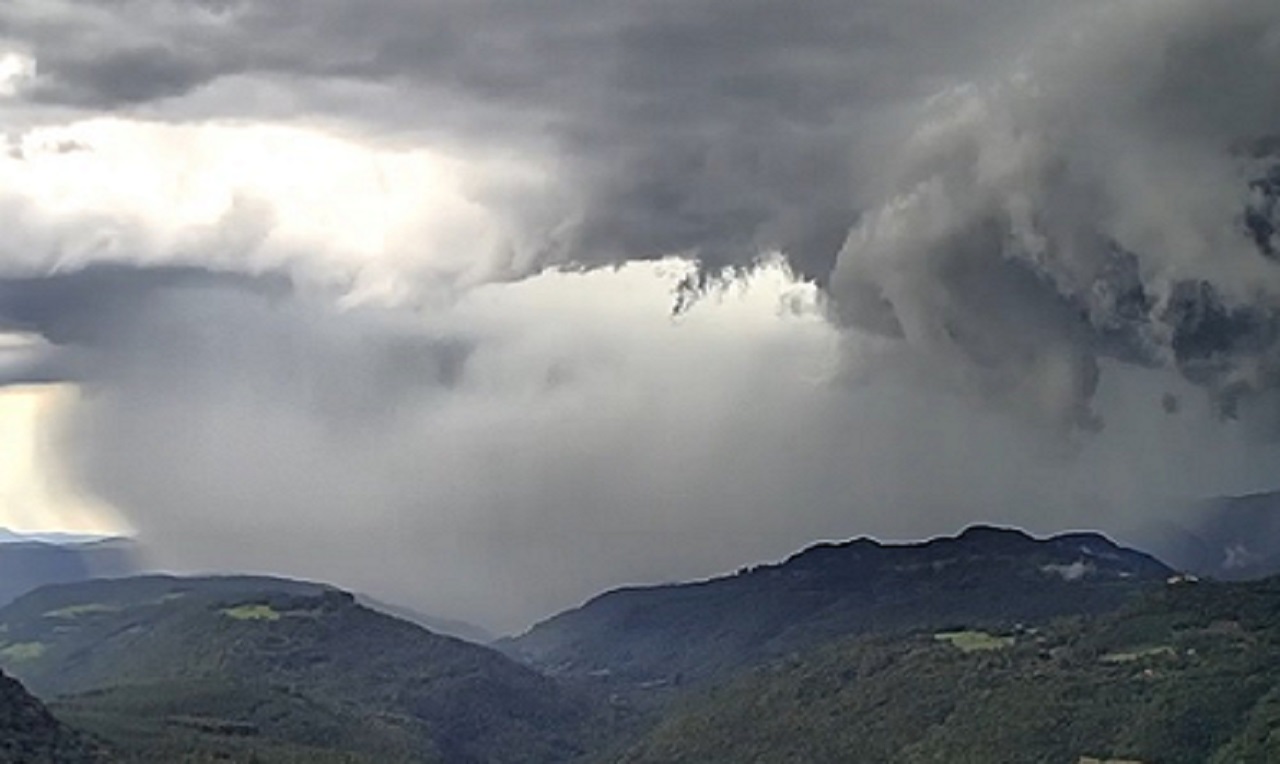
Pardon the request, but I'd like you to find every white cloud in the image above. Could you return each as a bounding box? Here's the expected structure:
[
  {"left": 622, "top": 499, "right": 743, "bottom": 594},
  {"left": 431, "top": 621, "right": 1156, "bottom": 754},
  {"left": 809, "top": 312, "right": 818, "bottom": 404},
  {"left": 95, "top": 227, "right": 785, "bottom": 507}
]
[
  {"left": 0, "top": 50, "right": 35, "bottom": 98},
  {"left": 0, "top": 118, "right": 557, "bottom": 298}
]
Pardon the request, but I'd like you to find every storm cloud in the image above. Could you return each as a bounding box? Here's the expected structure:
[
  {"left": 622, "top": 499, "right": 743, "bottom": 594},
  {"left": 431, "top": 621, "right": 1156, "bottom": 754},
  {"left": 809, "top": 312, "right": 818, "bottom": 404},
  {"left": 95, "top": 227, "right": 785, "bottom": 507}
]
[
  {"left": 6, "top": 0, "right": 1279, "bottom": 424},
  {"left": 1, "top": 0, "right": 1280, "bottom": 628},
  {"left": 1, "top": 0, "right": 1056, "bottom": 279}
]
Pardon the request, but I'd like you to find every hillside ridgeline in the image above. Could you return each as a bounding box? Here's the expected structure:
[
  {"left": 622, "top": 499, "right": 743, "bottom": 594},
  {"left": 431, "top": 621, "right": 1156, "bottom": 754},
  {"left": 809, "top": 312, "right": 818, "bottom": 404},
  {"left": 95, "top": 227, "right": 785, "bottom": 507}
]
[{"left": 504, "top": 525, "right": 1172, "bottom": 687}]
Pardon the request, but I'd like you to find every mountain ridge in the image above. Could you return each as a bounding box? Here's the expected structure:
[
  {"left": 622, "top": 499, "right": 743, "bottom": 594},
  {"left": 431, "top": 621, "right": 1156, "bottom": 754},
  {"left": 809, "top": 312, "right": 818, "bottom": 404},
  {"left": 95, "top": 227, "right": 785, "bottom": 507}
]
[
  {"left": 501, "top": 525, "right": 1173, "bottom": 687},
  {"left": 0, "top": 538, "right": 139, "bottom": 609}
]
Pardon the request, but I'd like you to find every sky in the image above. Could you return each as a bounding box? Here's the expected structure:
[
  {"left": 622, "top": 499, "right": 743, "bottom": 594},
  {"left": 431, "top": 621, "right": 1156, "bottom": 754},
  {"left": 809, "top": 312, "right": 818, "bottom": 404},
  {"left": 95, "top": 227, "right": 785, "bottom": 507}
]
[{"left": 0, "top": 0, "right": 1279, "bottom": 632}]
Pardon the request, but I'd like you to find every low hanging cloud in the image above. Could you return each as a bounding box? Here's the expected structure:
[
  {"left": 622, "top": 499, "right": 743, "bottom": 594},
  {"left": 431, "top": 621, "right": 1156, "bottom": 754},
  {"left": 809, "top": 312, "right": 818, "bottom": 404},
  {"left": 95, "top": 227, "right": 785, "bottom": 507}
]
[
  {"left": 19, "top": 258, "right": 1272, "bottom": 632},
  {"left": 0, "top": 264, "right": 473, "bottom": 424},
  {"left": 34, "top": 262, "right": 1280, "bottom": 632},
  {"left": 828, "top": 0, "right": 1280, "bottom": 429}
]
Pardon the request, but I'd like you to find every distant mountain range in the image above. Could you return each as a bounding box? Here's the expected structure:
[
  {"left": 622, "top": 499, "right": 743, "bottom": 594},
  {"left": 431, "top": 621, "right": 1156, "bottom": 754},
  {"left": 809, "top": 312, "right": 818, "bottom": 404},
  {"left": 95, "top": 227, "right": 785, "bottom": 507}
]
[
  {"left": 0, "top": 533, "right": 139, "bottom": 609},
  {"left": 1145, "top": 490, "right": 1280, "bottom": 581},
  {"left": 4, "top": 523, "right": 1280, "bottom": 762},
  {"left": 0, "top": 529, "right": 119, "bottom": 546},
  {"left": 353, "top": 594, "right": 496, "bottom": 645},
  {"left": 0, "top": 530, "right": 500, "bottom": 647},
  {"left": 500, "top": 526, "right": 1172, "bottom": 686}
]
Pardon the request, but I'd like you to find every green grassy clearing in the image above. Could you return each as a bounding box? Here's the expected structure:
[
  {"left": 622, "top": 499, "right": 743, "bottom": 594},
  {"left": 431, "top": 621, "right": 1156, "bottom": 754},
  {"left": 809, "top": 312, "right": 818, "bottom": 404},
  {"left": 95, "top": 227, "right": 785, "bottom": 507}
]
[
  {"left": 221, "top": 604, "right": 282, "bottom": 621},
  {"left": 44, "top": 603, "right": 123, "bottom": 619},
  {"left": 933, "top": 630, "right": 1015, "bottom": 652},
  {"left": 0, "top": 641, "right": 47, "bottom": 661}
]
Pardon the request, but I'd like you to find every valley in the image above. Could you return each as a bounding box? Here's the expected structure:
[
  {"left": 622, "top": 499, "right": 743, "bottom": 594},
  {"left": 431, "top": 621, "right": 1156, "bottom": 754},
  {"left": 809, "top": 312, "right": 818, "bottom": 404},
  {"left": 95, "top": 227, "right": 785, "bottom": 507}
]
[{"left": 1, "top": 526, "right": 1276, "bottom": 763}]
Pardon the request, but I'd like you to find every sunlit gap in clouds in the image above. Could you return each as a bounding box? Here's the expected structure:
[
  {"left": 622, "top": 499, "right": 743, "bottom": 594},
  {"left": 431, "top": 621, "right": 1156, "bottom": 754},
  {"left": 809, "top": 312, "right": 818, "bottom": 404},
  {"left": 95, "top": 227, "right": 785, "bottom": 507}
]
[
  {"left": 0, "top": 377, "right": 128, "bottom": 536},
  {"left": 0, "top": 116, "right": 544, "bottom": 300}
]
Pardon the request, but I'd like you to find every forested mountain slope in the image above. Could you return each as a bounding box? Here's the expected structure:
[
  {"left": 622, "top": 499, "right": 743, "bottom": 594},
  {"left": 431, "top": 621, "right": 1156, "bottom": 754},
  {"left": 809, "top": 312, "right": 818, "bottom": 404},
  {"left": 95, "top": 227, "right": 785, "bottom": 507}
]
[
  {"left": 505, "top": 526, "right": 1172, "bottom": 686},
  {"left": 620, "top": 577, "right": 1280, "bottom": 764},
  {"left": 0, "top": 576, "right": 595, "bottom": 763}
]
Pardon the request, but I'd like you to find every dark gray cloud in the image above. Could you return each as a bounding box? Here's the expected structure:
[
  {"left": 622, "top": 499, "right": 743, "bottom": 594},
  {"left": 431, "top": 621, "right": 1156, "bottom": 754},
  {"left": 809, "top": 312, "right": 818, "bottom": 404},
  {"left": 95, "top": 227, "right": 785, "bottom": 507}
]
[
  {"left": 0, "top": 341, "right": 74, "bottom": 387},
  {"left": 1, "top": 0, "right": 1053, "bottom": 283},
  {"left": 8, "top": 0, "right": 1280, "bottom": 429},
  {"left": 0, "top": 264, "right": 288, "bottom": 344},
  {"left": 824, "top": 0, "right": 1280, "bottom": 428},
  {"left": 30, "top": 45, "right": 222, "bottom": 107},
  {"left": 0, "top": 263, "right": 474, "bottom": 426}
]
